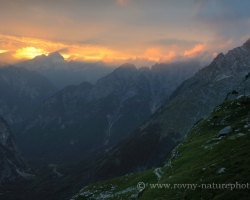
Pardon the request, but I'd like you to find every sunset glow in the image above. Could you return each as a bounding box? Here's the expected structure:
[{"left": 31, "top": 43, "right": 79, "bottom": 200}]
[
  {"left": 13, "top": 47, "right": 48, "bottom": 59},
  {"left": 0, "top": 49, "right": 7, "bottom": 53},
  {"left": 0, "top": 1, "right": 250, "bottom": 66},
  {"left": 183, "top": 44, "right": 205, "bottom": 58}
]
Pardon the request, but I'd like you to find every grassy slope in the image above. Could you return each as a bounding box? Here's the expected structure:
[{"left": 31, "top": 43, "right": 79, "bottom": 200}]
[{"left": 72, "top": 96, "right": 250, "bottom": 200}]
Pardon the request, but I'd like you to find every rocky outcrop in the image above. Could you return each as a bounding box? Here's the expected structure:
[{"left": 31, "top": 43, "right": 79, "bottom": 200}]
[
  {"left": 225, "top": 72, "right": 250, "bottom": 100},
  {"left": 218, "top": 126, "right": 232, "bottom": 137}
]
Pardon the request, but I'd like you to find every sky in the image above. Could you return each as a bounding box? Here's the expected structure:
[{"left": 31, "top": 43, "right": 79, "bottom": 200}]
[{"left": 0, "top": 0, "right": 250, "bottom": 67}]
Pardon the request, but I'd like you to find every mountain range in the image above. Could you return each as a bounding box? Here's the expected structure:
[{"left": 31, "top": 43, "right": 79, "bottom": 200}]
[
  {"left": 17, "top": 60, "right": 200, "bottom": 163},
  {"left": 82, "top": 38, "right": 250, "bottom": 180},
  {"left": 16, "top": 52, "right": 115, "bottom": 89},
  {"left": 48, "top": 38, "right": 250, "bottom": 200},
  {"left": 0, "top": 39, "right": 250, "bottom": 200},
  {"left": 70, "top": 39, "right": 250, "bottom": 200}
]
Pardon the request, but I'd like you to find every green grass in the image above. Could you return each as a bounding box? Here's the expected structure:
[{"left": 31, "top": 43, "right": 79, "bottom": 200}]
[{"left": 72, "top": 96, "right": 250, "bottom": 200}]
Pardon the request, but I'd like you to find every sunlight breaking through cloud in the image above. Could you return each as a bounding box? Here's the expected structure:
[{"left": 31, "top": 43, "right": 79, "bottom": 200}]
[{"left": 13, "top": 47, "right": 48, "bottom": 59}]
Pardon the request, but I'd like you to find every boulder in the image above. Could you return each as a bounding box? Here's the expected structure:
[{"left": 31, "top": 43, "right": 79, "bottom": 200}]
[{"left": 218, "top": 126, "right": 232, "bottom": 137}]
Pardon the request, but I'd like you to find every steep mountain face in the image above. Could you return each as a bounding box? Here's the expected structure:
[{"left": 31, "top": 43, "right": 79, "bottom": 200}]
[
  {"left": 0, "top": 117, "right": 29, "bottom": 183},
  {"left": 16, "top": 52, "right": 115, "bottom": 89},
  {"left": 68, "top": 39, "right": 250, "bottom": 183},
  {"left": 226, "top": 71, "right": 250, "bottom": 100},
  {"left": 72, "top": 96, "right": 250, "bottom": 200},
  {"left": 0, "top": 65, "right": 57, "bottom": 127},
  {"left": 18, "top": 62, "right": 200, "bottom": 163},
  {"left": 154, "top": 39, "right": 250, "bottom": 137}
]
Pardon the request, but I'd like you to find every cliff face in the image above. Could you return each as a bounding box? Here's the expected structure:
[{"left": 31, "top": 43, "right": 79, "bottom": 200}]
[
  {"left": 226, "top": 71, "right": 250, "bottom": 100},
  {"left": 0, "top": 117, "right": 29, "bottom": 183},
  {"left": 0, "top": 65, "right": 57, "bottom": 127}
]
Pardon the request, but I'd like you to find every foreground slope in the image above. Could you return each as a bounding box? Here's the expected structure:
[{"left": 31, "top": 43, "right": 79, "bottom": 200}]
[{"left": 72, "top": 96, "right": 250, "bottom": 200}]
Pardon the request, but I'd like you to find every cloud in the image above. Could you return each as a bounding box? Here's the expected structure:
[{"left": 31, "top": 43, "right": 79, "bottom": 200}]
[
  {"left": 160, "top": 51, "right": 177, "bottom": 63},
  {"left": 149, "top": 38, "right": 199, "bottom": 48},
  {"left": 57, "top": 48, "right": 69, "bottom": 53},
  {"left": 192, "top": 0, "right": 250, "bottom": 54},
  {"left": 1, "top": 41, "right": 13, "bottom": 48},
  {"left": 184, "top": 44, "right": 206, "bottom": 58},
  {"left": 0, "top": 0, "right": 249, "bottom": 67},
  {"left": 241, "top": 34, "right": 250, "bottom": 43},
  {"left": 0, "top": 51, "right": 18, "bottom": 64},
  {"left": 116, "top": 0, "right": 131, "bottom": 6},
  {"left": 13, "top": 47, "right": 48, "bottom": 59},
  {"left": 0, "top": 50, "right": 7, "bottom": 53}
]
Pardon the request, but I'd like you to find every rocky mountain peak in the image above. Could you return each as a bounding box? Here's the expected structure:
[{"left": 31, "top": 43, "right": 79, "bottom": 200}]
[
  {"left": 33, "top": 54, "right": 47, "bottom": 60},
  {"left": 242, "top": 38, "right": 250, "bottom": 50},
  {"left": 210, "top": 52, "right": 224, "bottom": 66},
  {"left": 214, "top": 52, "right": 224, "bottom": 60},
  {"left": 48, "top": 51, "right": 64, "bottom": 61},
  {"left": 118, "top": 63, "right": 137, "bottom": 70},
  {"left": 112, "top": 63, "right": 137, "bottom": 79}
]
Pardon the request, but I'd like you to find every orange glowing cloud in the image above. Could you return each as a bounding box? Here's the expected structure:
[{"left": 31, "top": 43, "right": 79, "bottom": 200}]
[
  {"left": 0, "top": 33, "right": 211, "bottom": 66},
  {"left": 184, "top": 44, "right": 205, "bottom": 58},
  {"left": 62, "top": 45, "right": 128, "bottom": 63},
  {"left": 213, "top": 52, "right": 218, "bottom": 58},
  {"left": 142, "top": 47, "right": 177, "bottom": 63},
  {"left": 143, "top": 47, "right": 163, "bottom": 62},
  {"left": 160, "top": 51, "right": 177, "bottom": 62},
  {"left": 116, "top": 0, "right": 131, "bottom": 5},
  {"left": 0, "top": 34, "right": 67, "bottom": 52},
  {"left": 0, "top": 49, "right": 7, "bottom": 53},
  {"left": 13, "top": 47, "right": 48, "bottom": 59},
  {"left": 1, "top": 41, "right": 13, "bottom": 48}
]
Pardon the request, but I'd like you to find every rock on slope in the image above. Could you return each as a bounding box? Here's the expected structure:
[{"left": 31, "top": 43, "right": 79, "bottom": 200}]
[{"left": 72, "top": 96, "right": 250, "bottom": 200}]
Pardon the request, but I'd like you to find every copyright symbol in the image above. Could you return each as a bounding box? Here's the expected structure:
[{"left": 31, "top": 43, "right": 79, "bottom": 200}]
[{"left": 137, "top": 182, "right": 146, "bottom": 190}]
